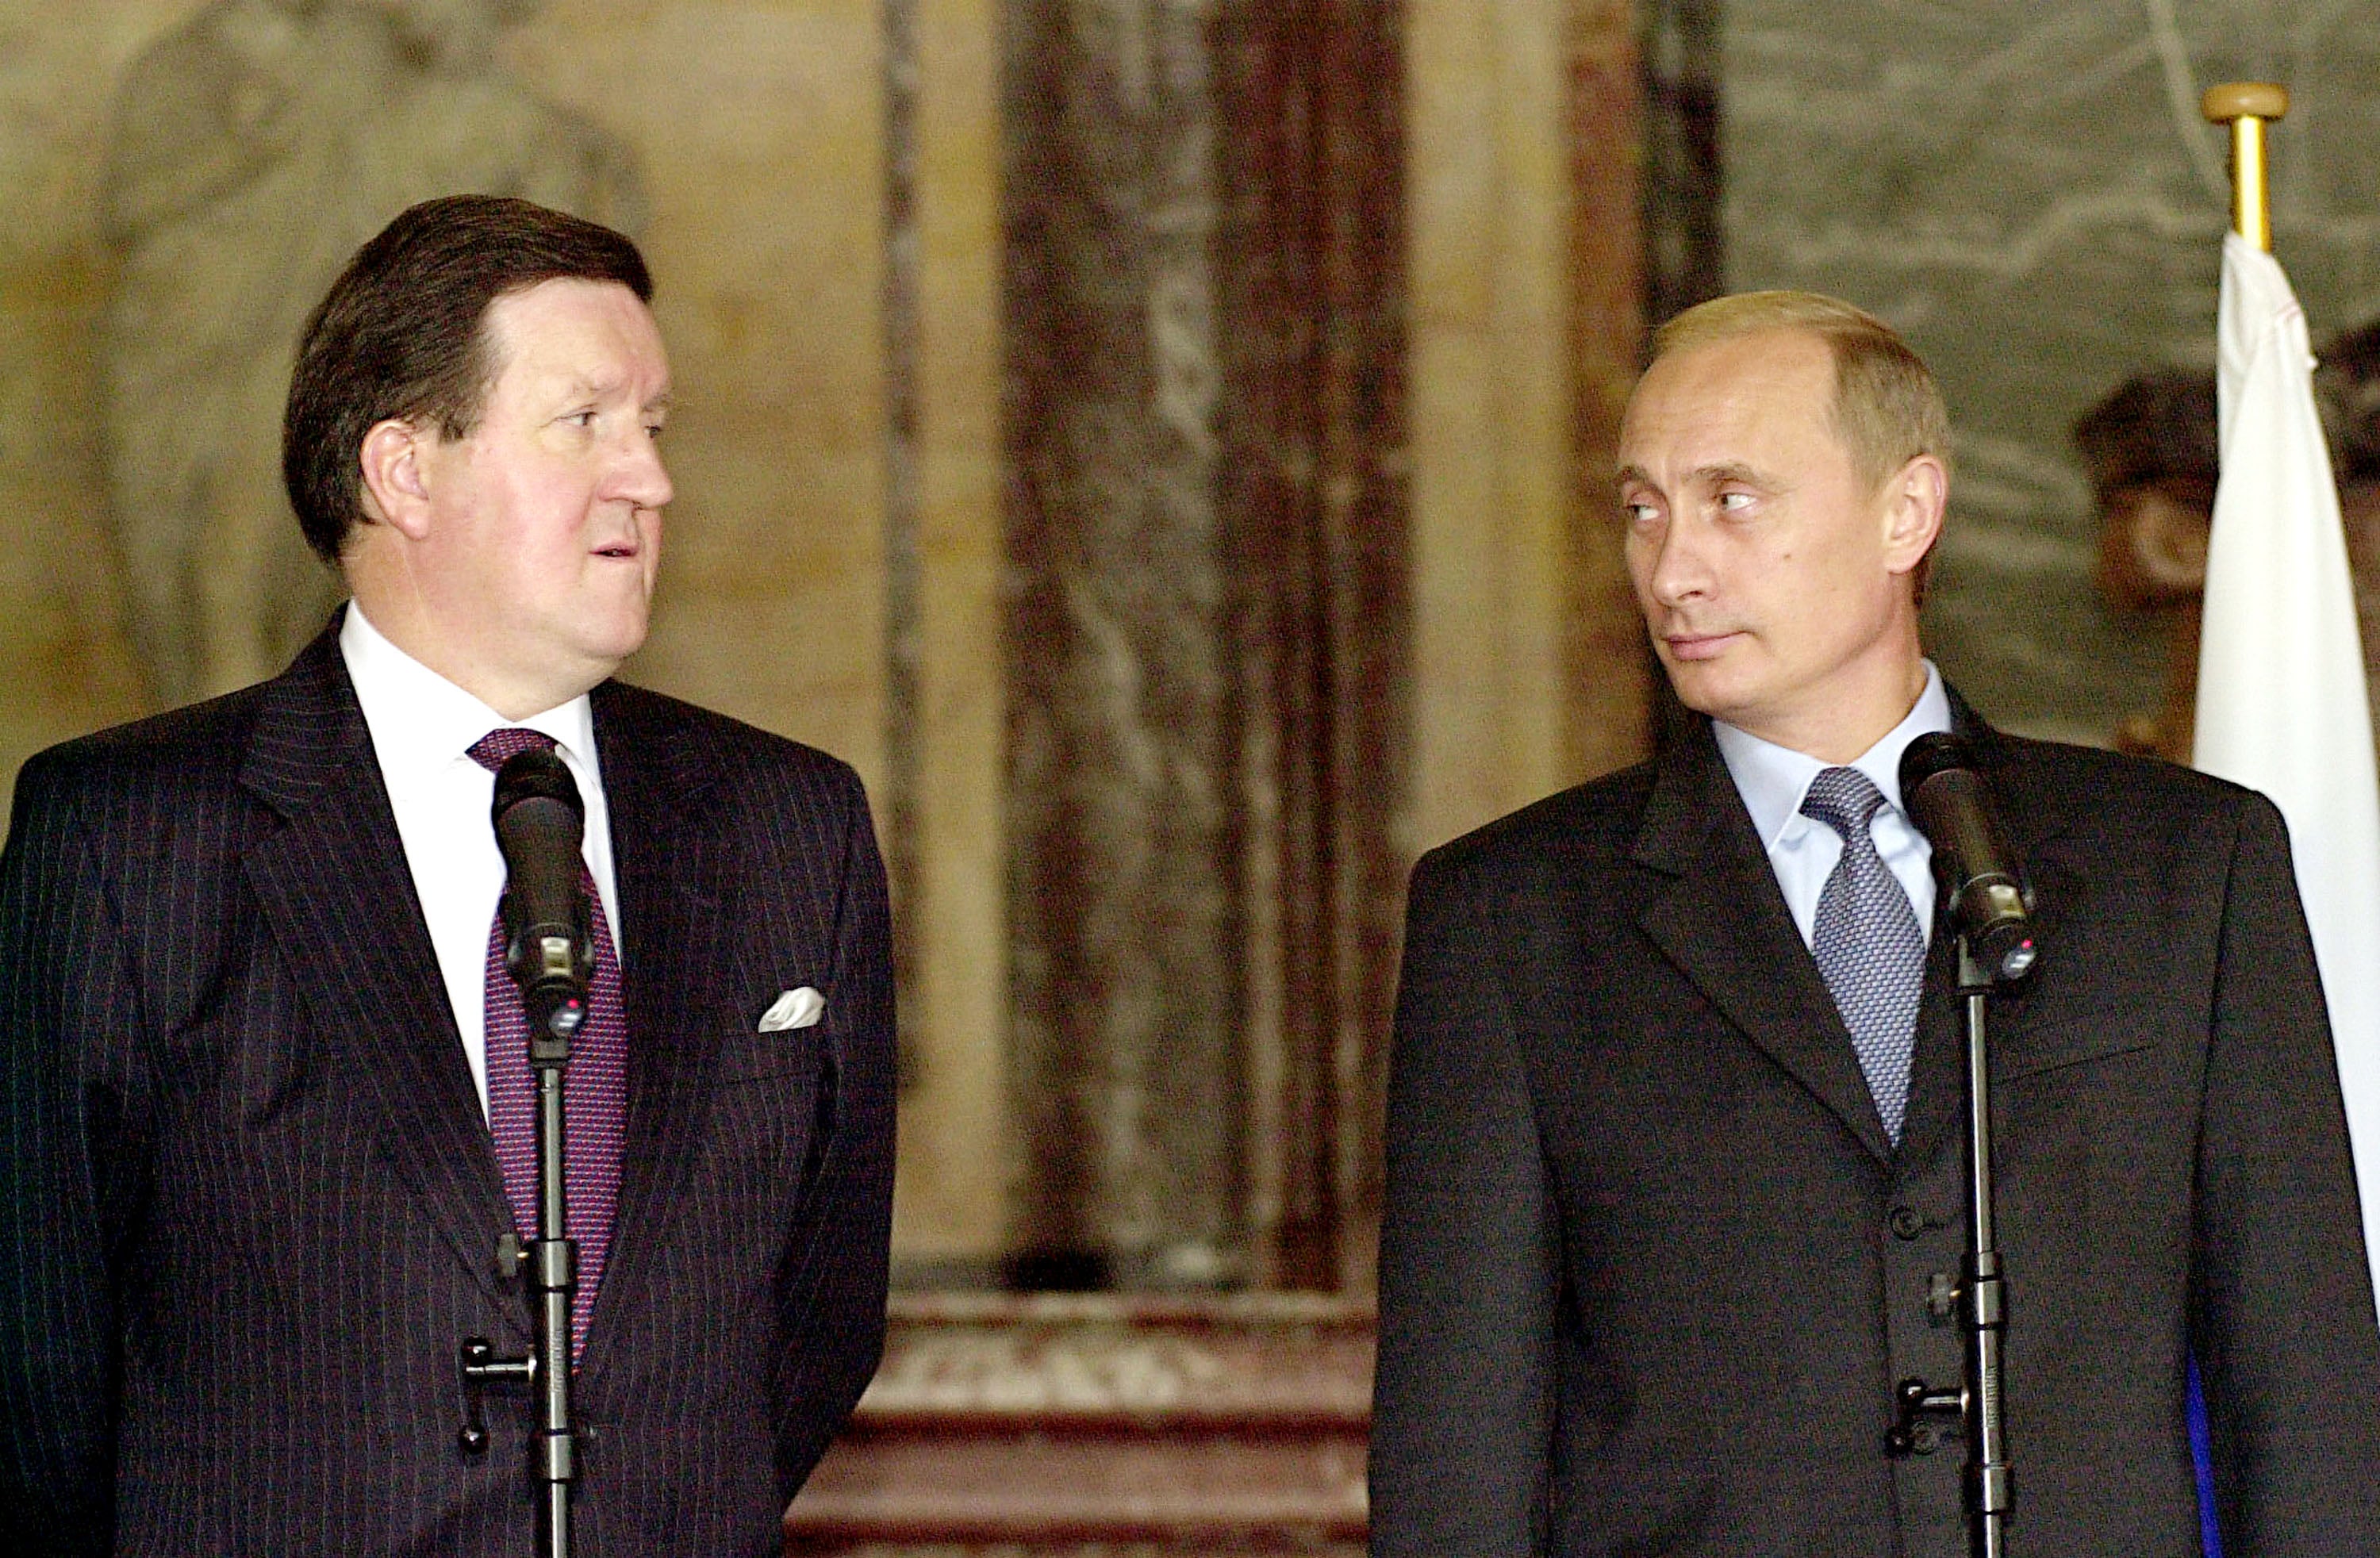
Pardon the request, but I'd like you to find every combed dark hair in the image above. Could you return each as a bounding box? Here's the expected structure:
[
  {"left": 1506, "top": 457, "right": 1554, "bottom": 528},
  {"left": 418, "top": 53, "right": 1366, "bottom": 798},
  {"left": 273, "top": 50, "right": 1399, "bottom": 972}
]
[
  {"left": 2072, "top": 370, "right": 2217, "bottom": 502},
  {"left": 282, "top": 194, "right": 652, "bottom": 563},
  {"left": 2319, "top": 317, "right": 2380, "bottom": 484}
]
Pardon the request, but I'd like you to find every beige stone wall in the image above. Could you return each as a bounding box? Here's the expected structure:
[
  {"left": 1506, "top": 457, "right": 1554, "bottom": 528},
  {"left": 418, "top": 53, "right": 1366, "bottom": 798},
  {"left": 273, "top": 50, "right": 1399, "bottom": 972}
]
[
  {"left": 1404, "top": 0, "right": 1639, "bottom": 858},
  {"left": 0, "top": 0, "right": 898, "bottom": 789},
  {"left": 507, "top": 0, "right": 892, "bottom": 784},
  {"left": 0, "top": 6, "right": 163, "bottom": 794},
  {"left": 0, "top": 0, "right": 1011, "bottom": 1267},
  {"left": 890, "top": 0, "right": 1009, "bottom": 1266}
]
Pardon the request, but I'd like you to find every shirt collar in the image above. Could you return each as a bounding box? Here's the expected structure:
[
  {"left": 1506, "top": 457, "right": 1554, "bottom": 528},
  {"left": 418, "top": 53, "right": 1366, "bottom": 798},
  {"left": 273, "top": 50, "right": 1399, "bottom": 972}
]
[
  {"left": 339, "top": 601, "right": 598, "bottom": 796},
  {"left": 1713, "top": 662, "right": 1953, "bottom": 849}
]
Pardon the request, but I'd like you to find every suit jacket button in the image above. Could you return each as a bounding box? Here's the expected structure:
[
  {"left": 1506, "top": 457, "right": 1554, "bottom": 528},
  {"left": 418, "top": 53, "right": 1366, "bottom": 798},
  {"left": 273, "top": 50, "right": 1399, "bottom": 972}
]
[{"left": 1890, "top": 1206, "right": 1926, "bottom": 1240}]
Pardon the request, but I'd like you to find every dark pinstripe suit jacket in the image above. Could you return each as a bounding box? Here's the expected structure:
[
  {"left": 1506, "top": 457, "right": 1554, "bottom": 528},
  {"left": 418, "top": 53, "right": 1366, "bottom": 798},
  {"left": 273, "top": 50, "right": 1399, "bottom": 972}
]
[
  {"left": 1370, "top": 700, "right": 2380, "bottom": 1557},
  {"left": 0, "top": 623, "right": 895, "bottom": 1556}
]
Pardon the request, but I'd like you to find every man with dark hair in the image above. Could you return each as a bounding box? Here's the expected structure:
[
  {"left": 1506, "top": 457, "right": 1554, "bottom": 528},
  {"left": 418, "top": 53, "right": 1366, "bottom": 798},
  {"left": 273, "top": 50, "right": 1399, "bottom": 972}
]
[
  {"left": 0, "top": 195, "right": 894, "bottom": 1555},
  {"left": 2073, "top": 370, "right": 2222, "bottom": 762},
  {"left": 1370, "top": 291, "right": 2380, "bottom": 1555},
  {"left": 281, "top": 194, "right": 655, "bottom": 567}
]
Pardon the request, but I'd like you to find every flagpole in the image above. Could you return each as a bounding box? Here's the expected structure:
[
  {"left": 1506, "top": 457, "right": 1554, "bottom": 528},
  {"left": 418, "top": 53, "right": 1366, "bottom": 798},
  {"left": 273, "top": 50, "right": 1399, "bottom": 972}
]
[
  {"left": 2201, "top": 82, "right": 2287, "bottom": 253},
  {"left": 2193, "top": 77, "right": 2380, "bottom": 1341}
]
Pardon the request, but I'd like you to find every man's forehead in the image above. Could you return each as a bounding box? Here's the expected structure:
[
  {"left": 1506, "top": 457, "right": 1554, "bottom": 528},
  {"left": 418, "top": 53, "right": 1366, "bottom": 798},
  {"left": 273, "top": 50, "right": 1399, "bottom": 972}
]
[
  {"left": 1616, "top": 456, "right": 1772, "bottom": 491},
  {"left": 1621, "top": 328, "right": 1837, "bottom": 459},
  {"left": 482, "top": 278, "right": 671, "bottom": 398},
  {"left": 1642, "top": 325, "right": 1833, "bottom": 401},
  {"left": 550, "top": 370, "right": 675, "bottom": 406}
]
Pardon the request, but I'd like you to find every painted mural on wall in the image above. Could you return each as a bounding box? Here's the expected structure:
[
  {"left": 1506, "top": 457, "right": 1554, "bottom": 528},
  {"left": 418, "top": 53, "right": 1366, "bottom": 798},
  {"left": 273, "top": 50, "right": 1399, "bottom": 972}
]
[
  {"left": 1725, "top": 0, "right": 2380, "bottom": 744},
  {"left": 98, "top": 0, "right": 643, "bottom": 704}
]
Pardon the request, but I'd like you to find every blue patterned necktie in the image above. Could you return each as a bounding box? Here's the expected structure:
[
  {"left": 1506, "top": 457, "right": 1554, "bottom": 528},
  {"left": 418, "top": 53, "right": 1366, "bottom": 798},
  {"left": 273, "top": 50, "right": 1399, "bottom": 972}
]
[{"left": 1802, "top": 766, "right": 1925, "bottom": 1143}]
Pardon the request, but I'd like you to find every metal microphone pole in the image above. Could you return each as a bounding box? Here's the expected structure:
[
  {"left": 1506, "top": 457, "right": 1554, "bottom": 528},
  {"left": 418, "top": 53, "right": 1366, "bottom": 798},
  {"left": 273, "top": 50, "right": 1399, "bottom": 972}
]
[
  {"left": 458, "top": 752, "right": 595, "bottom": 1558},
  {"left": 1887, "top": 939, "right": 2022, "bottom": 1558},
  {"left": 524, "top": 973, "right": 583, "bottom": 1558},
  {"left": 1893, "top": 733, "right": 2035, "bottom": 1558},
  {"left": 1956, "top": 936, "right": 2013, "bottom": 1558}
]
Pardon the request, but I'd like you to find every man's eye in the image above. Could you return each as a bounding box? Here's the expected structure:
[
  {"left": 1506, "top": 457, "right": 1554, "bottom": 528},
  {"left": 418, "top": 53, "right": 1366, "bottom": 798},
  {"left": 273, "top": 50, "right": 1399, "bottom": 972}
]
[
  {"left": 564, "top": 410, "right": 597, "bottom": 428},
  {"left": 1718, "top": 490, "right": 1756, "bottom": 511},
  {"left": 1624, "top": 501, "right": 1660, "bottom": 524}
]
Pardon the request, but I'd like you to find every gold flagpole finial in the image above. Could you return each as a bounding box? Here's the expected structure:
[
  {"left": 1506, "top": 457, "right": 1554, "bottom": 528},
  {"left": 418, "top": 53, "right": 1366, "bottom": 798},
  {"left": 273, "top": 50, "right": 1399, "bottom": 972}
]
[{"left": 2202, "top": 83, "right": 2289, "bottom": 252}]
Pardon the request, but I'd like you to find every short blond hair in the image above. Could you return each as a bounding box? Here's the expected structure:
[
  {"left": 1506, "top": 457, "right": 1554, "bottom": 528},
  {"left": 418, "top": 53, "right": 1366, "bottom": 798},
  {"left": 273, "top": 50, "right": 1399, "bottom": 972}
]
[{"left": 1653, "top": 290, "right": 1952, "bottom": 492}]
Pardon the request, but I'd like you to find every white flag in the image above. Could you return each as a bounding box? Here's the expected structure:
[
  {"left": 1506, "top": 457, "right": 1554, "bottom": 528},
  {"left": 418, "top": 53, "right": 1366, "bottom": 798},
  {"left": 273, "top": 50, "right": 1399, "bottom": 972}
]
[{"left": 2194, "top": 231, "right": 2380, "bottom": 1315}]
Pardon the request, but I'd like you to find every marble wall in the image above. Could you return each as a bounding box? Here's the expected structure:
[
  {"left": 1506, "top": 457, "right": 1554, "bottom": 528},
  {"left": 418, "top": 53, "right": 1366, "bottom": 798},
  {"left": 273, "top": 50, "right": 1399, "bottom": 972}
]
[
  {"left": 998, "top": 0, "right": 1416, "bottom": 1291},
  {"left": 1000, "top": 0, "right": 1242, "bottom": 1287},
  {"left": 989, "top": 0, "right": 1655, "bottom": 1292},
  {"left": 1724, "top": 0, "right": 2380, "bottom": 744},
  {"left": 1211, "top": 0, "right": 1411, "bottom": 1291}
]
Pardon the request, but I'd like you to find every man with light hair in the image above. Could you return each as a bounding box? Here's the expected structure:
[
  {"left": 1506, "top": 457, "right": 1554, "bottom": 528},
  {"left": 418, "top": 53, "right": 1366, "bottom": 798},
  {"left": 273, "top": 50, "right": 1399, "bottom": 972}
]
[{"left": 1371, "top": 290, "right": 2380, "bottom": 1555}]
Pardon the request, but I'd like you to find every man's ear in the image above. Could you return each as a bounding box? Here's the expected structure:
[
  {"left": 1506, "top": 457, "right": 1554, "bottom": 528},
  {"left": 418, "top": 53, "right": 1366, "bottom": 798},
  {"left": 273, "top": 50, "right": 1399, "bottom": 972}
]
[
  {"left": 1881, "top": 453, "right": 1948, "bottom": 576},
  {"left": 357, "top": 419, "right": 435, "bottom": 539}
]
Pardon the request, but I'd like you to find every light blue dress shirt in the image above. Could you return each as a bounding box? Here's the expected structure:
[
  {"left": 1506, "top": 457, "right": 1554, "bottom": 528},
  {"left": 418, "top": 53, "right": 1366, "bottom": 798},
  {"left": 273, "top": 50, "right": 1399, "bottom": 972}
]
[{"left": 1712, "top": 662, "right": 1954, "bottom": 948}]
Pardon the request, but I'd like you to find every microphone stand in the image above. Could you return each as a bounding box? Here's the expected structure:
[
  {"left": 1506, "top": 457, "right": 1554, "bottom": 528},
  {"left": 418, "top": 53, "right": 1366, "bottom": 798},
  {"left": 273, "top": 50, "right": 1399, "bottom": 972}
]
[
  {"left": 458, "top": 815, "right": 594, "bottom": 1558},
  {"left": 1954, "top": 936, "right": 2014, "bottom": 1558},
  {"left": 1891, "top": 936, "right": 2017, "bottom": 1558}
]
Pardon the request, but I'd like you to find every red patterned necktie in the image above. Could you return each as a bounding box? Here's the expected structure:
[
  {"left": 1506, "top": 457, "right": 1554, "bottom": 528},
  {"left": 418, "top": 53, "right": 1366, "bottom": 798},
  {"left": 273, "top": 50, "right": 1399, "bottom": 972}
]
[{"left": 469, "top": 727, "right": 627, "bottom": 1360}]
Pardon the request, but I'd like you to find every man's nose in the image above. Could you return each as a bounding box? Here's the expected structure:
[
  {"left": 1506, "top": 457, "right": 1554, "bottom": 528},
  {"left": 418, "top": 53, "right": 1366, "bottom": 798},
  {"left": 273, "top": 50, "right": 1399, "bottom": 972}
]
[
  {"left": 613, "top": 432, "right": 674, "bottom": 511},
  {"left": 1645, "top": 516, "right": 1713, "bottom": 606}
]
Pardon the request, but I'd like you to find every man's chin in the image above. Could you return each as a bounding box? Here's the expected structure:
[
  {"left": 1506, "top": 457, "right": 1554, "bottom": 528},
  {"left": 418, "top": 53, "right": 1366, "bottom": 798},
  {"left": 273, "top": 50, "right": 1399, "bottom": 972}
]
[
  {"left": 552, "top": 611, "right": 650, "bottom": 690},
  {"left": 1659, "top": 662, "right": 1754, "bottom": 724},
  {"left": 578, "top": 628, "right": 648, "bottom": 675}
]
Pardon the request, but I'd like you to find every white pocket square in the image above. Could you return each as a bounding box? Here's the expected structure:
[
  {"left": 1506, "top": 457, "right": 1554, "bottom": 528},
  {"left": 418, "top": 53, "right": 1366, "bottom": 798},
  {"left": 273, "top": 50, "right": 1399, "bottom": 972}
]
[{"left": 758, "top": 987, "right": 825, "bottom": 1032}]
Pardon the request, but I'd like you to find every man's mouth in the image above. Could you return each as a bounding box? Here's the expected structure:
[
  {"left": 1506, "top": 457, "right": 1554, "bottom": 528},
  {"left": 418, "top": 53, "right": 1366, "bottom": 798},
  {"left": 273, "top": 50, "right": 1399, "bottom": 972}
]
[{"left": 1661, "top": 630, "right": 1744, "bottom": 661}]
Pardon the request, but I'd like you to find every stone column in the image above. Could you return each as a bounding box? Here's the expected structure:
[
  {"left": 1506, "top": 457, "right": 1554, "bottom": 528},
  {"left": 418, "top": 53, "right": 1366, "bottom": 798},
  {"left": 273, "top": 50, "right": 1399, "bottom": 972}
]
[
  {"left": 1570, "top": 0, "right": 1656, "bottom": 779},
  {"left": 1004, "top": 0, "right": 1240, "bottom": 1288},
  {"left": 1003, "top": 0, "right": 1411, "bottom": 1290},
  {"left": 1213, "top": 0, "right": 1409, "bottom": 1291}
]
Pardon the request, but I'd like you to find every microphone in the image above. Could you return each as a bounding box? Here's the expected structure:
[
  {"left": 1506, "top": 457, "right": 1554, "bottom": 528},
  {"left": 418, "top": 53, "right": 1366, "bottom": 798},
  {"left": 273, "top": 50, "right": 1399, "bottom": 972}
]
[
  {"left": 490, "top": 748, "right": 596, "bottom": 1041},
  {"left": 1898, "top": 732, "right": 2038, "bottom": 983}
]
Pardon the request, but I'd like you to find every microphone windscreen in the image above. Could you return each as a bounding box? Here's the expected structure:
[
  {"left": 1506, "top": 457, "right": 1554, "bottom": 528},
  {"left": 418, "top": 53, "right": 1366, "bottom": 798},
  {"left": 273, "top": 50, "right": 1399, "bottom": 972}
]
[
  {"left": 1898, "top": 730, "right": 1976, "bottom": 800},
  {"left": 492, "top": 747, "right": 584, "bottom": 829}
]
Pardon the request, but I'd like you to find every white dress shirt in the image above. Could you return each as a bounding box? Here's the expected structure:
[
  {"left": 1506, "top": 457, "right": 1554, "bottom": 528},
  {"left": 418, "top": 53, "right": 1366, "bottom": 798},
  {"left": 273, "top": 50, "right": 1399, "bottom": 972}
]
[
  {"left": 340, "top": 604, "right": 624, "bottom": 1119},
  {"left": 1712, "top": 662, "right": 1953, "bottom": 948}
]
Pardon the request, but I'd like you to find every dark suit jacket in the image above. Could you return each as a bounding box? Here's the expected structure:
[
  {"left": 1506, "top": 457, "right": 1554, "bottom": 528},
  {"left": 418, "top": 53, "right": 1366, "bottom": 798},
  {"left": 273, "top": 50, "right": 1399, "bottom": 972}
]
[
  {"left": 0, "top": 624, "right": 895, "bottom": 1556},
  {"left": 1370, "top": 701, "right": 2380, "bottom": 1557}
]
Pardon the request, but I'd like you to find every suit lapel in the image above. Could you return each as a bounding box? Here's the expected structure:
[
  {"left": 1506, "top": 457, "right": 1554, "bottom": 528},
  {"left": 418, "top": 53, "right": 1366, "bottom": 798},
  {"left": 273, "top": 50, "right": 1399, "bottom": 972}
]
[
  {"left": 1889, "top": 922, "right": 1965, "bottom": 1174},
  {"left": 1632, "top": 718, "right": 1898, "bottom": 1163},
  {"left": 237, "top": 626, "right": 520, "bottom": 1317},
  {"left": 579, "top": 684, "right": 734, "bottom": 1364}
]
